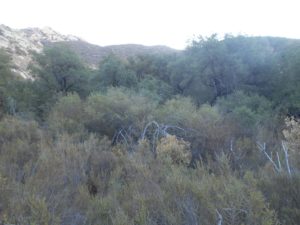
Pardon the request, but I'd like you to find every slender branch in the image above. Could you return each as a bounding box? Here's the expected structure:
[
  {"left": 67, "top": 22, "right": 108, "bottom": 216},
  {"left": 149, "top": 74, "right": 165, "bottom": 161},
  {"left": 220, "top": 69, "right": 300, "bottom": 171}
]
[
  {"left": 276, "top": 152, "right": 282, "bottom": 171},
  {"left": 111, "top": 131, "right": 119, "bottom": 145},
  {"left": 257, "top": 142, "right": 281, "bottom": 173},
  {"left": 282, "top": 141, "right": 292, "bottom": 177},
  {"left": 230, "top": 139, "right": 233, "bottom": 153},
  {"left": 216, "top": 209, "right": 223, "bottom": 225},
  {"left": 119, "top": 131, "right": 129, "bottom": 146},
  {"left": 141, "top": 121, "right": 160, "bottom": 140},
  {"left": 164, "top": 125, "right": 187, "bottom": 136}
]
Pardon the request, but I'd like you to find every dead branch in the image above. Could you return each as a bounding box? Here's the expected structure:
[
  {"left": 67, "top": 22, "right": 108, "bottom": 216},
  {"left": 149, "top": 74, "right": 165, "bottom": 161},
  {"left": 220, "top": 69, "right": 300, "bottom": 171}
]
[
  {"left": 257, "top": 142, "right": 281, "bottom": 173},
  {"left": 141, "top": 121, "right": 160, "bottom": 140},
  {"left": 257, "top": 141, "right": 293, "bottom": 177},
  {"left": 282, "top": 141, "right": 292, "bottom": 177},
  {"left": 216, "top": 209, "right": 223, "bottom": 225}
]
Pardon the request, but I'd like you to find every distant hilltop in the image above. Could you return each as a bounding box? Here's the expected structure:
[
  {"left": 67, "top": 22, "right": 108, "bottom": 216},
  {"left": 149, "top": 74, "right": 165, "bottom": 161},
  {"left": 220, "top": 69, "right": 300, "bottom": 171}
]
[
  {"left": 0, "top": 24, "right": 178, "bottom": 79},
  {"left": 0, "top": 24, "right": 82, "bottom": 78}
]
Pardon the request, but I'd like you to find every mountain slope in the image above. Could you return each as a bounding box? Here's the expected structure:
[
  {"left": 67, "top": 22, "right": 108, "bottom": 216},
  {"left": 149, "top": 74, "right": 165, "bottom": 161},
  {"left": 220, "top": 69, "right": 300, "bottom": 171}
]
[
  {"left": 50, "top": 41, "right": 178, "bottom": 66},
  {"left": 0, "top": 24, "right": 82, "bottom": 78},
  {"left": 0, "top": 25, "right": 178, "bottom": 78}
]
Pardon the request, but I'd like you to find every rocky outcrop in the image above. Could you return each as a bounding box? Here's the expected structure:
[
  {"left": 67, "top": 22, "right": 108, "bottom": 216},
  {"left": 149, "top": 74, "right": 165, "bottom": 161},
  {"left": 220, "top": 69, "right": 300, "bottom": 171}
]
[{"left": 0, "top": 24, "right": 82, "bottom": 79}]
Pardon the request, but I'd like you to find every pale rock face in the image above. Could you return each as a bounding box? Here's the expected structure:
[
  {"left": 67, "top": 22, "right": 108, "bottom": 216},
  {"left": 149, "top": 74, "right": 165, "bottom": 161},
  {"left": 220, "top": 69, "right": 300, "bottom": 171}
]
[{"left": 0, "top": 24, "right": 82, "bottom": 79}]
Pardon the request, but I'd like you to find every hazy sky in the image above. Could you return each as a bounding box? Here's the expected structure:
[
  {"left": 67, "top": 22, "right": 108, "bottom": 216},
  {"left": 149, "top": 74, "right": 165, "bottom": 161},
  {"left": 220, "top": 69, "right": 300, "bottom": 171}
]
[{"left": 1, "top": 0, "right": 299, "bottom": 49}]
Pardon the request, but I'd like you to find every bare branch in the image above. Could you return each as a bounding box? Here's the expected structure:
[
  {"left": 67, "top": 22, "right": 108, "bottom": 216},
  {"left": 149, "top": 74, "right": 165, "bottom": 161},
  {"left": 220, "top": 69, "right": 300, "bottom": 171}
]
[
  {"left": 230, "top": 139, "right": 233, "bottom": 153},
  {"left": 216, "top": 209, "right": 223, "bottom": 225},
  {"left": 119, "top": 130, "right": 129, "bottom": 146},
  {"left": 164, "top": 125, "right": 187, "bottom": 136},
  {"left": 276, "top": 152, "right": 282, "bottom": 171},
  {"left": 282, "top": 141, "right": 292, "bottom": 177},
  {"left": 257, "top": 142, "right": 281, "bottom": 173},
  {"left": 141, "top": 121, "right": 160, "bottom": 140}
]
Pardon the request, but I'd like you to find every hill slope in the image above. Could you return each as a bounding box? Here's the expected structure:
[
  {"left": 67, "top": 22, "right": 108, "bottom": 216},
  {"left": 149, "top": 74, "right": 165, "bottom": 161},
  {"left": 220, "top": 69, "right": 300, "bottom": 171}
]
[
  {"left": 0, "top": 24, "right": 81, "bottom": 78},
  {"left": 0, "top": 25, "right": 177, "bottom": 78},
  {"left": 52, "top": 41, "right": 178, "bottom": 66}
]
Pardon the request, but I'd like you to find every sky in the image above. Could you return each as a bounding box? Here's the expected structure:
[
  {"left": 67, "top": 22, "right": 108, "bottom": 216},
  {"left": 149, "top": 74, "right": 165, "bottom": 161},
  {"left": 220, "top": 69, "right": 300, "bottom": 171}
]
[{"left": 1, "top": 0, "right": 299, "bottom": 49}]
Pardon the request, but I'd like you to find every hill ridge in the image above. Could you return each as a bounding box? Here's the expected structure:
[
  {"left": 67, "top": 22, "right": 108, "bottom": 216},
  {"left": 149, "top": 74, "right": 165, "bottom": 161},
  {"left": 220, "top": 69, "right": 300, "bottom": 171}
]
[{"left": 0, "top": 24, "right": 177, "bottom": 78}]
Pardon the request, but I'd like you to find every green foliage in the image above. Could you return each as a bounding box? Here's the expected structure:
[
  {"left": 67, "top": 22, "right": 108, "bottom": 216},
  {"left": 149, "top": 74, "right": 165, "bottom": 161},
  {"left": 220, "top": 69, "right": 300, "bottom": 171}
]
[
  {"left": 3, "top": 79, "right": 38, "bottom": 118},
  {"left": 2, "top": 35, "right": 300, "bottom": 224},
  {"left": 169, "top": 35, "right": 247, "bottom": 104},
  {"left": 28, "top": 45, "right": 91, "bottom": 119},
  {"left": 138, "top": 76, "right": 174, "bottom": 102},
  {"left": 94, "top": 54, "right": 138, "bottom": 90},
  {"left": 0, "top": 49, "right": 13, "bottom": 86},
  {"left": 273, "top": 42, "right": 300, "bottom": 115},
  {"left": 128, "top": 54, "right": 173, "bottom": 82},
  {"left": 0, "top": 49, "right": 16, "bottom": 117},
  {"left": 48, "top": 93, "right": 86, "bottom": 136},
  {"left": 216, "top": 91, "right": 273, "bottom": 135},
  {"left": 32, "top": 44, "right": 89, "bottom": 95},
  {"left": 259, "top": 174, "right": 300, "bottom": 225},
  {"left": 156, "top": 96, "right": 198, "bottom": 127},
  {"left": 157, "top": 97, "right": 232, "bottom": 161},
  {"left": 0, "top": 116, "right": 41, "bottom": 182},
  {"left": 85, "top": 88, "right": 156, "bottom": 137}
]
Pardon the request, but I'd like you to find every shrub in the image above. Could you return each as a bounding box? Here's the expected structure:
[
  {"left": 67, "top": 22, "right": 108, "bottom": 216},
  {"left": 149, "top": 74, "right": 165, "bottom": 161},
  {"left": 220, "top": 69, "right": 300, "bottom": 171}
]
[
  {"left": 85, "top": 88, "right": 156, "bottom": 137},
  {"left": 259, "top": 174, "right": 300, "bottom": 225},
  {"left": 0, "top": 116, "right": 41, "bottom": 182},
  {"left": 48, "top": 93, "right": 86, "bottom": 136},
  {"left": 156, "top": 135, "right": 191, "bottom": 165}
]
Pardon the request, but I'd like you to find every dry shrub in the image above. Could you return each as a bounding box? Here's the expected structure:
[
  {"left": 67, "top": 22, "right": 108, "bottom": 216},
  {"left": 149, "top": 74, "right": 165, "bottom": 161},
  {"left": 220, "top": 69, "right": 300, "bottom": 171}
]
[
  {"left": 283, "top": 117, "right": 300, "bottom": 167},
  {"left": 47, "top": 93, "right": 86, "bottom": 136},
  {"left": 157, "top": 135, "right": 191, "bottom": 165},
  {"left": 0, "top": 116, "right": 41, "bottom": 182}
]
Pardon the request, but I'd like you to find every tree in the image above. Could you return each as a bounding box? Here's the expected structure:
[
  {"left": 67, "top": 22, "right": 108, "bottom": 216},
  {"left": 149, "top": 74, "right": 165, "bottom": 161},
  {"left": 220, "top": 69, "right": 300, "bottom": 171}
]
[
  {"left": 216, "top": 91, "right": 273, "bottom": 135},
  {"left": 0, "top": 49, "right": 16, "bottom": 117},
  {"left": 272, "top": 42, "right": 300, "bottom": 116},
  {"left": 28, "top": 45, "right": 90, "bottom": 119},
  {"left": 0, "top": 49, "right": 13, "bottom": 86},
  {"left": 32, "top": 44, "right": 89, "bottom": 96},
  {"left": 94, "top": 54, "right": 137, "bottom": 90},
  {"left": 128, "top": 54, "right": 173, "bottom": 82},
  {"left": 137, "top": 76, "right": 173, "bottom": 102},
  {"left": 85, "top": 88, "right": 156, "bottom": 138}
]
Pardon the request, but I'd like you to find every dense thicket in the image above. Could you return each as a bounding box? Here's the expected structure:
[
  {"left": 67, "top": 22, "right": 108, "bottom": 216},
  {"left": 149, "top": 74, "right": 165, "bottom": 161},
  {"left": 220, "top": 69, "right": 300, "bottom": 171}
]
[{"left": 1, "top": 36, "right": 300, "bottom": 224}]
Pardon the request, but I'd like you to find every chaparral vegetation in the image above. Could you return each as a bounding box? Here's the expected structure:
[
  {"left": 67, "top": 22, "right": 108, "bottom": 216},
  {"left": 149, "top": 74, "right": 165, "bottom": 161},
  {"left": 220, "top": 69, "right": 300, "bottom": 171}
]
[{"left": 1, "top": 35, "right": 300, "bottom": 225}]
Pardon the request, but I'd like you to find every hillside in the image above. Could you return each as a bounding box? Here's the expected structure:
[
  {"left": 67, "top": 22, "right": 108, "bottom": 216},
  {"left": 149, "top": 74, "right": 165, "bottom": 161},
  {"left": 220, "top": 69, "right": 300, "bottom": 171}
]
[
  {"left": 0, "top": 25, "right": 177, "bottom": 78},
  {"left": 47, "top": 41, "right": 178, "bottom": 67},
  {"left": 0, "top": 24, "right": 81, "bottom": 78},
  {"left": 1, "top": 26, "right": 300, "bottom": 224}
]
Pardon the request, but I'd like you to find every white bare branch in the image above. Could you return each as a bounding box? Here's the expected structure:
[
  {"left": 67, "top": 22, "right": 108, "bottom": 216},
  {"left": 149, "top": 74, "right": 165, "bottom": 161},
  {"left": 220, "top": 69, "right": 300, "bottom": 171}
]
[
  {"left": 141, "top": 121, "right": 160, "bottom": 140},
  {"left": 216, "top": 209, "right": 223, "bottom": 225},
  {"left": 276, "top": 152, "right": 282, "bottom": 171},
  {"left": 257, "top": 142, "right": 281, "bottom": 173},
  {"left": 282, "top": 141, "right": 292, "bottom": 177}
]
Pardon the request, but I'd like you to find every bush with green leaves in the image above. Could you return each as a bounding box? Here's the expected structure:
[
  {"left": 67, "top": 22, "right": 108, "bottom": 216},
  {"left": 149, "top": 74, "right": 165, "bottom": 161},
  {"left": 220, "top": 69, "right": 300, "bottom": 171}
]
[
  {"left": 85, "top": 88, "right": 156, "bottom": 137},
  {"left": 259, "top": 174, "right": 300, "bottom": 225},
  {"left": 48, "top": 93, "right": 86, "bottom": 136},
  {"left": 93, "top": 54, "right": 138, "bottom": 90},
  {"left": 216, "top": 91, "right": 274, "bottom": 136},
  {"left": 0, "top": 116, "right": 41, "bottom": 182}
]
